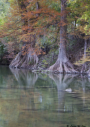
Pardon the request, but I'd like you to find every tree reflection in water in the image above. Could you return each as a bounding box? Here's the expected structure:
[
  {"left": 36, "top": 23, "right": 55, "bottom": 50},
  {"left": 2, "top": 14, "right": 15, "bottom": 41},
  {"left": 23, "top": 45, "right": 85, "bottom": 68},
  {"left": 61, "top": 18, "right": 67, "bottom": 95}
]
[
  {"left": 10, "top": 68, "right": 38, "bottom": 88},
  {"left": 1, "top": 67, "right": 90, "bottom": 127},
  {"left": 10, "top": 68, "right": 39, "bottom": 111},
  {"left": 48, "top": 74, "right": 77, "bottom": 112}
]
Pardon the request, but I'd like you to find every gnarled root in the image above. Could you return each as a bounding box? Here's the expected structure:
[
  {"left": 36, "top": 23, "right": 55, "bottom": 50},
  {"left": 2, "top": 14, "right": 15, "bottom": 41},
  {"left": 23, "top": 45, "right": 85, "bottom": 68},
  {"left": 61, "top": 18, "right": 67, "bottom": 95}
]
[
  {"left": 9, "top": 48, "right": 38, "bottom": 69},
  {"left": 48, "top": 60, "right": 77, "bottom": 74}
]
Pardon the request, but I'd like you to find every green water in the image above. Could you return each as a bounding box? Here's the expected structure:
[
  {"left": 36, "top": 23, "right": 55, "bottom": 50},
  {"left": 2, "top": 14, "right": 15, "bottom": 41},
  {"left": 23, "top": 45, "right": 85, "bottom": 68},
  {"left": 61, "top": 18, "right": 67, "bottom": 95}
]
[{"left": 0, "top": 66, "right": 90, "bottom": 127}]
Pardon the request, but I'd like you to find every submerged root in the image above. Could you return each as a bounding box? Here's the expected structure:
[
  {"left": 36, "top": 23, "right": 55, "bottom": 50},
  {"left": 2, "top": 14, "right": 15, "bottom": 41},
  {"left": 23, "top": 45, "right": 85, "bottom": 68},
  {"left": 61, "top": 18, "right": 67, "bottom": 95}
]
[{"left": 48, "top": 60, "right": 77, "bottom": 74}]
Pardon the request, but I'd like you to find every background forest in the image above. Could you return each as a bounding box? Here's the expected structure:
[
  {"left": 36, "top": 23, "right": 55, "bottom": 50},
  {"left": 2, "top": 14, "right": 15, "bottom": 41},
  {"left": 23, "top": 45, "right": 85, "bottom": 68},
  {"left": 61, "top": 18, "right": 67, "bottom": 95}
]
[{"left": 0, "top": 0, "right": 90, "bottom": 74}]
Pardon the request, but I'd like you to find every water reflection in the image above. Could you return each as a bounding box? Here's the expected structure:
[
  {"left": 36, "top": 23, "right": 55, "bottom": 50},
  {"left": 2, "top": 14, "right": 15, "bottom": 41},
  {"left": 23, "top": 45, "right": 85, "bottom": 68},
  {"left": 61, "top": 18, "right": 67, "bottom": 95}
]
[
  {"left": 48, "top": 74, "right": 75, "bottom": 112},
  {"left": 10, "top": 68, "right": 38, "bottom": 88},
  {"left": 0, "top": 67, "right": 90, "bottom": 127}
]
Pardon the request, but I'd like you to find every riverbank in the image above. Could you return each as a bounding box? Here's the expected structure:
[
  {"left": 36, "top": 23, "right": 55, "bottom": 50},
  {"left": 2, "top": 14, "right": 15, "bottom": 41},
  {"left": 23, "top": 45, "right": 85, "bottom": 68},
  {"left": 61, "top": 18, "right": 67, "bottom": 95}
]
[{"left": 1, "top": 37, "right": 90, "bottom": 75}]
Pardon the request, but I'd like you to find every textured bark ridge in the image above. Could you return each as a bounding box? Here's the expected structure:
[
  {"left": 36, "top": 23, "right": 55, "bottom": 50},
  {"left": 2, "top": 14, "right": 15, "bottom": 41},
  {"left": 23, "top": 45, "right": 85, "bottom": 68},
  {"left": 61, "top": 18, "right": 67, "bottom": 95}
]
[{"left": 9, "top": 46, "right": 38, "bottom": 69}]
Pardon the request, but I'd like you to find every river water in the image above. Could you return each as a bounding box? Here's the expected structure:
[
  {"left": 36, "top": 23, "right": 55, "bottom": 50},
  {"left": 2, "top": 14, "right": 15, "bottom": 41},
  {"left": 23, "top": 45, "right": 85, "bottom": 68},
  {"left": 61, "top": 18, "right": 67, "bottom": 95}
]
[{"left": 0, "top": 66, "right": 90, "bottom": 127}]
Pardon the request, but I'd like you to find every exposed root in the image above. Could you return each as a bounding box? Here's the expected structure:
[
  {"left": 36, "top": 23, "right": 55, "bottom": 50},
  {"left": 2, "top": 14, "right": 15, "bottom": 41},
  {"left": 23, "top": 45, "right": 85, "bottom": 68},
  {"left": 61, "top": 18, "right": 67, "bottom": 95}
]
[
  {"left": 48, "top": 60, "right": 78, "bottom": 74},
  {"left": 9, "top": 48, "right": 38, "bottom": 69},
  {"left": 81, "top": 63, "right": 87, "bottom": 74}
]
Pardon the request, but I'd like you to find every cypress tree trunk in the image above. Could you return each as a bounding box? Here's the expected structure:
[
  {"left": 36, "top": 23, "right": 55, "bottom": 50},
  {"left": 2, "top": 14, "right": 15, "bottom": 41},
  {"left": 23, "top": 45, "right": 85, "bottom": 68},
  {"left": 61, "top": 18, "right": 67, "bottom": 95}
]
[
  {"left": 49, "top": 0, "right": 77, "bottom": 73},
  {"left": 9, "top": 0, "right": 38, "bottom": 69}
]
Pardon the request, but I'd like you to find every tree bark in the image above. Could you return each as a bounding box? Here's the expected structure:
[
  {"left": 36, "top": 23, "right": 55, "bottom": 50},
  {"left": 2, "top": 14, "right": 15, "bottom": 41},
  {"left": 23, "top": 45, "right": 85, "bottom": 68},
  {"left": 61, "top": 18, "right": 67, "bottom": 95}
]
[{"left": 48, "top": 0, "right": 77, "bottom": 73}]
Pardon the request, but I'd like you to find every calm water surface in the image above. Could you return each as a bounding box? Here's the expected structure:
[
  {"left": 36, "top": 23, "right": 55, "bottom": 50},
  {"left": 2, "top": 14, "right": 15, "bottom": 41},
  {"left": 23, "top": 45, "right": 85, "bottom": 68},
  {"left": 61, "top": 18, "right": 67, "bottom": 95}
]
[{"left": 0, "top": 66, "right": 90, "bottom": 127}]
